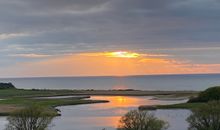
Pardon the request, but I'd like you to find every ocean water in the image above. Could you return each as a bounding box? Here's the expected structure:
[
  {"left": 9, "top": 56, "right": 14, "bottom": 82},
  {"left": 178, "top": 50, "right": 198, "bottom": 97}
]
[{"left": 0, "top": 74, "right": 220, "bottom": 91}]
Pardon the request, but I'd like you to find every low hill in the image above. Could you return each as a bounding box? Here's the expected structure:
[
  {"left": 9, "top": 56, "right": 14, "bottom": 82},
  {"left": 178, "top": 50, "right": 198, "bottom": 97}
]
[
  {"left": 0, "top": 83, "right": 16, "bottom": 89},
  {"left": 188, "top": 86, "right": 220, "bottom": 103}
]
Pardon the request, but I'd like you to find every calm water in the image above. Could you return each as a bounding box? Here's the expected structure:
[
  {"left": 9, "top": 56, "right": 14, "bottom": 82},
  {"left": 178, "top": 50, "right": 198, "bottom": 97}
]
[
  {"left": 0, "top": 74, "right": 220, "bottom": 91},
  {"left": 0, "top": 96, "right": 189, "bottom": 130},
  {"left": 51, "top": 96, "right": 189, "bottom": 130},
  {"left": 52, "top": 96, "right": 189, "bottom": 130}
]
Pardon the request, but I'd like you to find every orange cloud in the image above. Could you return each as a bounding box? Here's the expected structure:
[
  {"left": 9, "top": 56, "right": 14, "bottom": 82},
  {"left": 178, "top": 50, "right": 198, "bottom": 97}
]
[
  {"left": 1, "top": 52, "right": 220, "bottom": 77},
  {"left": 77, "top": 51, "right": 141, "bottom": 58}
]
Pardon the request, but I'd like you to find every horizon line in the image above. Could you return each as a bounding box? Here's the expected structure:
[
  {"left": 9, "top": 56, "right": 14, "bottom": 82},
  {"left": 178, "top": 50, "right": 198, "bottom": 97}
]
[{"left": 1, "top": 72, "right": 220, "bottom": 79}]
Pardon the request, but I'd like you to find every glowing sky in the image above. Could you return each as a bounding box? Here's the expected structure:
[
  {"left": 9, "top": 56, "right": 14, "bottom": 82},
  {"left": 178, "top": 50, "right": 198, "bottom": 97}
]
[{"left": 0, "top": 0, "right": 220, "bottom": 77}]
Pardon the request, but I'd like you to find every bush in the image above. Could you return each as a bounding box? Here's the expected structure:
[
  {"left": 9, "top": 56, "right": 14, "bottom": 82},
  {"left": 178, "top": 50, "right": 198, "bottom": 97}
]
[
  {"left": 188, "top": 86, "right": 220, "bottom": 103},
  {"left": 0, "top": 83, "right": 15, "bottom": 89},
  {"left": 117, "top": 110, "right": 169, "bottom": 130},
  {"left": 5, "top": 105, "right": 55, "bottom": 130},
  {"left": 187, "top": 101, "right": 220, "bottom": 130}
]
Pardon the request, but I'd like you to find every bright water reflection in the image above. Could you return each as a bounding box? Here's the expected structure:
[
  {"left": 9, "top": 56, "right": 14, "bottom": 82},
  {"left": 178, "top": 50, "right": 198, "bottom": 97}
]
[{"left": 52, "top": 96, "right": 189, "bottom": 130}]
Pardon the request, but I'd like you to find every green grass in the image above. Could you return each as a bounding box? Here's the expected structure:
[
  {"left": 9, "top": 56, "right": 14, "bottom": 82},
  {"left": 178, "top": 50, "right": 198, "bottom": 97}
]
[
  {"left": 139, "top": 102, "right": 206, "bottom": 110},
  {"left": 0, "top": 97, "right": 108, "bottom": 107},
  {"left": 155, "top": 103, "right": 205, "bottom": 109},
  {"left": 0, "top": 97, "right": 108, "bottom": 116},
  {"left": 0, "top": 89, "right": 78, "bottom": 98},
  {"left": 188, "top": 86, "right": 220, "bottom": 103}
]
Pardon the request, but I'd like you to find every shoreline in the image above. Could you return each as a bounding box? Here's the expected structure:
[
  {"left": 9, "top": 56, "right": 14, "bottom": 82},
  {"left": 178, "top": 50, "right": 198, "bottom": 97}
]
[{"left": 63, "top": 89, "right": 198, "bottom": 96}]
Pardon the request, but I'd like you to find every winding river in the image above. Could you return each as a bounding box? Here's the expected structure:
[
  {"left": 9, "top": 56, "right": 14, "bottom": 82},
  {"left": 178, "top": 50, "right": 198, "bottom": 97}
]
[
  {"left": 52, "top": 96, "right": 190, "bottom": 130},
  {"left": 0, "top": 96, "right": 190, "bottom": 130}
]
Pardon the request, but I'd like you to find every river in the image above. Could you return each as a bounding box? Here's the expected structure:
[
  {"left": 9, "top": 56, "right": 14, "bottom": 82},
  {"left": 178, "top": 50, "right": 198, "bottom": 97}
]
[{"left": 51, "top": 96, "right": 190, "bottom": 130}]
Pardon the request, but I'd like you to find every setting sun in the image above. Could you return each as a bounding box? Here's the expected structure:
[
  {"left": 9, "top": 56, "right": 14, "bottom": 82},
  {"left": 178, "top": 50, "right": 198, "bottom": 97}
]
[
  {"left": 116, "top": 96, "right": 127, "bottom": 103},
  {"left": 105, "top": 51, "right": 140, "bottom": 58}
]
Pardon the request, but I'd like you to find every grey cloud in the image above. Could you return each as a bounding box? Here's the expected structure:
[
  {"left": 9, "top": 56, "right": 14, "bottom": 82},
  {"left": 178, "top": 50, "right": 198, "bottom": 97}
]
[
  {"left": 0, "top": 0, "right": 220, "bottom": 65},
  {"left": 0, "top": 0, "right": 110, "bottom": 14}
]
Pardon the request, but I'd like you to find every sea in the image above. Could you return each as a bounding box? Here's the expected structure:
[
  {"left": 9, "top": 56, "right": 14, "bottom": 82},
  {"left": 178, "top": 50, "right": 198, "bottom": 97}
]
[{"left": 0, "top": 74, "right": 220, "bottom": 91}]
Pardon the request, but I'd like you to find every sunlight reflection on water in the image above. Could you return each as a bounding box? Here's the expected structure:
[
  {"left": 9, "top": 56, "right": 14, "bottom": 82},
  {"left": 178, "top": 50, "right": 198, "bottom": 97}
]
[{"left": 51, "top": 96, "right": 189, "bottom": 130}]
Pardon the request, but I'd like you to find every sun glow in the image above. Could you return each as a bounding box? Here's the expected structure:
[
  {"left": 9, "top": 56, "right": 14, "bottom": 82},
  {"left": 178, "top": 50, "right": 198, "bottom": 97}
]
[
  {"left": 105, "top": 51, "right": 140, "bottom": 58},
  {"left": 116, "top": 96, "right": 127, "bottom": 103}
]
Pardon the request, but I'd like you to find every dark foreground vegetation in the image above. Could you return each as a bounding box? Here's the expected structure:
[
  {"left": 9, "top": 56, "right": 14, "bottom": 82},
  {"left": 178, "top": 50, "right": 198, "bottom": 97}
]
[
  {"left": 187, "top": 101, "right": 220, "bottom": 130},
  {"left": 5, "top": 105, "right": 55, "bottom": 130},
  {"left": 188, "top": 86, "right": 220, "bottom": 103},
  {"left": 117, "top": 110, "right": 169, "bottom": 130}
]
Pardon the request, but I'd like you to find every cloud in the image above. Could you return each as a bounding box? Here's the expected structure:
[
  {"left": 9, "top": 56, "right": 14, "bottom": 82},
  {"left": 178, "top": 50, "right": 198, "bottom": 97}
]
[
  {"left": 1, "top": 52, "right": 219, "bottom": 77},
  {"left": 0, "top": 0, "right": 220, "bottom": 77},
  {"left": 10, "top": 53, "right": 52, "bottom": 58},
  {"left": 0, "top": 0, "right": 110, "bottom": 15},
  {"left": 1, "top": 0, "right": 220, "bottom": 46},
  {"left": 0, "top": 33, "right": 29, "bottom": 40},
  {"left": 77, "top": 51, "right": 170, "bottom": 59}
]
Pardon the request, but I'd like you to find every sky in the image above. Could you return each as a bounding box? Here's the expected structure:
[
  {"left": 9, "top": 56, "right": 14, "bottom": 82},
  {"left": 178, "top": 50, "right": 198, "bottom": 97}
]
[{"left": 0, "top": 0, "right": 220, "bottom": 77}]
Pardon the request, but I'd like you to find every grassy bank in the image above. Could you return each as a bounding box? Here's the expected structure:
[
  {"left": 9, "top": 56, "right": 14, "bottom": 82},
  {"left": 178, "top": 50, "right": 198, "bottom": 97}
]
[
  {"left": 0, "top": 88, "right": 198, "bottom": 98},
  {"left": 139, "top": 102, "right": 205, "bottom": 110},
  {"left": 0, "top": 97, "right": 108, "bottom": 116},
  {"left": 140, "top": 86, "right": 220, "bottom": 110},
  {"left": 65, "top": 89, "right": 198, "bottom": 96},
  {"left": 0, "top": 89, "right": 80, "bottom": 98}
]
